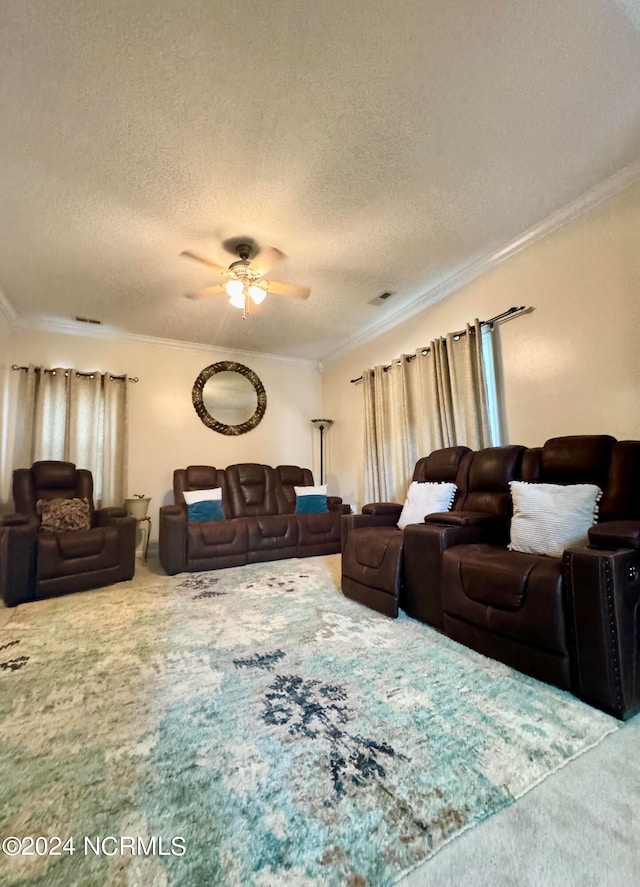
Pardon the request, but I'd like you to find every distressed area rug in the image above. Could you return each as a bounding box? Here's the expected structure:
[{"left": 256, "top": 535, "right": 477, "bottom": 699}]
[{"left": 0, "top": 556, "right": 618, "bottom": 886}]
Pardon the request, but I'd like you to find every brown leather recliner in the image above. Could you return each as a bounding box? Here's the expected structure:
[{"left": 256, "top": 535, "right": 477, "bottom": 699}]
[
  {"left": 402, "top": 444, "right": 527, "bottom": 627},
  {"left": 341, "top": 446, "right": 471, "bottom": 617},
  {"left": 437, "top": 436, "right": 640, "bottom": 718},
  {"left": 0, "top": 460, "right": 136, "bottom": 606}
]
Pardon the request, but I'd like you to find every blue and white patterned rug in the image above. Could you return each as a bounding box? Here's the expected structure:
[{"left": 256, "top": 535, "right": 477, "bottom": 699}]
[{"left": 0, "top": 555, "right": 617, "bottom": 886}]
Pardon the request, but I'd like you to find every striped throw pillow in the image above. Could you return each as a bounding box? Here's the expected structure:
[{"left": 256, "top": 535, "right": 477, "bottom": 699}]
[
  {"left": 397, "top": 481, "right": 457, "bottom": 531},
  {"left": 508, "top": 481, "right": 602, "bottom": 558}
]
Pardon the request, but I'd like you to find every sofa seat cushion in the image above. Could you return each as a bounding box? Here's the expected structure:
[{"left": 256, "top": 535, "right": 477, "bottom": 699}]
[
  {"left": 38, "top": 527, "right": 119, "bottom": 579},
  {"left": 297, "top": 512, "right": 341, "bottom": 548},
  {"left": 458, "top": 549, "right": 537, "bottom": 611},
  {"left": 342, "top": 527, "right": 403, "bottom": 593},
  {"left": 442, "top": 544, "right": 567, "bottom": 655},
  {"left": 247, "top": 515, "right": 298, "bottom": 552},
  {"left": 187, "top": 518, "right": 248, "bottom": 559}
]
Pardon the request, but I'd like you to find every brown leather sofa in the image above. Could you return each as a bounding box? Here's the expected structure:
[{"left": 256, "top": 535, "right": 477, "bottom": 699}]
[
  {"left": 404, "top": 435, "right": 640, "bottom": 720},
  {"left": 0, "top": 460, "right": 136, "bottom": 607},
  {"left": 159, "top": 463, "right": 349, "bottom": 575},
  {"left": 340, "top": 446, "right": 471, "bottom": 616}
]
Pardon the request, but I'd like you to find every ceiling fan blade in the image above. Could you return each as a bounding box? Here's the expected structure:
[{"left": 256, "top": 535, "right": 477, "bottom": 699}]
[
  {"left": 265, "top": 280, "right": 311, "bottom": 300},
  {"left": 185, "top": 283, "right": 227, "bottom": 300},
  {"left": 180, "top": 250, "right": 228, "bottom": 275},
  {"left": 249, "top": 246, "right": 286, "bottom": 277}
]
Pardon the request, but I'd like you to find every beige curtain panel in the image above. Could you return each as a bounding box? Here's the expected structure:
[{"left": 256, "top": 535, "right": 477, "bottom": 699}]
[
  {"left": 13, "top": 365, "right": 129, "bottom": 507},
  {"left": 363, "top": 320, "right": 495, "bottom": 503}
]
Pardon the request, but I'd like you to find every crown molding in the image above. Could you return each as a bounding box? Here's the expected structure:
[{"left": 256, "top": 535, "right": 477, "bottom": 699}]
[
  {"left": 323, "top": 157, "right": 640, "bottom": 364},
  {"left": 14, "top": 314, "right": 320, "bottom": 368}
]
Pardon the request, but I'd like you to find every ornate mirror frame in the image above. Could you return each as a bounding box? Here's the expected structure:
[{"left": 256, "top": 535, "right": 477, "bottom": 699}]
[{"left": 192, "top": 360, "right": 267, "bottom": 435}]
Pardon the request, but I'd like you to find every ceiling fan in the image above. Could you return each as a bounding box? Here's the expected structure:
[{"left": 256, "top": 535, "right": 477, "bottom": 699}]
[{"left": 181, "top": 240, "right": 311, "bottom": 318}]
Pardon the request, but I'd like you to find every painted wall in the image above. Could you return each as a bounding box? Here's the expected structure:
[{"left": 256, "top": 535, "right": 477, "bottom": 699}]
[
  {"left": 0, "top": 308, "right": 13, "bottom": 507},
  {"left": 0, "top": 328, "right": 323, "bottom": 543},
  {"left": 322, "top": 180, "right": 640, "bottom": 511}
]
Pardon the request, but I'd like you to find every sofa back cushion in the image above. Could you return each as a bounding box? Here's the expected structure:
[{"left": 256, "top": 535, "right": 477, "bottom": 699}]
[
  {"left": 413, "top": 446, "right": 471, "bottom": 510},
  {"left": 599, "top": 440, "right": 640, "bottom": 522},
  {"left": 225, "top": 463, "right": 279, "bottom": 518},
  {"left": 539, "top": 435, "right": 615, "bottom": 487},
  {"left": 174, "top": 466, "right": 227, "bottom": 507},
  {"left": 275, "top": 465, "right": 315, "bottom": 513},
  {"left": 520, "top": 447, "right": 542, "bottom": 483},
  {"left": 456, "top": 446, "right": 526, "bottom": 517},
  {"left": 412, "top": 446, "right": 470, "bottom": 483},
  {"left": 13, "top": 461, "right": 95, "bottom": 522}
]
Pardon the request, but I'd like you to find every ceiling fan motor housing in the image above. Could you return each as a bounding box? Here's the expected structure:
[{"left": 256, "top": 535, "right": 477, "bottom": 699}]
[
  {"left": 229, "top": 259, "right": 257, "bottom": 280},
  {"left": 228, "top": 243, "right": 258, "bottom": 280}
]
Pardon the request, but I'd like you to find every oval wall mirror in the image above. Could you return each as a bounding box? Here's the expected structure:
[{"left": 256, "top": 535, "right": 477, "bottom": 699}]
[{"left": 192, "top": 361, "right": 267, "bottom": 435}]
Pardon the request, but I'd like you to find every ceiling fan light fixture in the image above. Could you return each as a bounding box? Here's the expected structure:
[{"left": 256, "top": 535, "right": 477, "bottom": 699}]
[
  {"left": 228, "top": 289, "right": 246, "bottom": 309},
  {"left": 182, "top": 240, "right": 310, "bottom": 310},
  {"left": 225, "top": 279, "right": 244, "bottom": 297},
  {"left": 248, "top": 284, "right": 266, "bottom": 305}
]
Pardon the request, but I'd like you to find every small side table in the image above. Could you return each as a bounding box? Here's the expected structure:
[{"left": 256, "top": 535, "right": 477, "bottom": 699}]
[{"left": 136, "top": 516, "right": 152, "bottom": 561}]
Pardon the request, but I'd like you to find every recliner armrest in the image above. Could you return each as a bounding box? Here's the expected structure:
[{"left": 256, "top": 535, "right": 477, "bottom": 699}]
[
  {"left": 160, "top": 504, "right": 187, "bottom": 519},
  {"left": 564, "top": 544, "right": 640, "bottom": 719},
  {"left": 341, "top": 511, "right": 401, "bottom": 552},
  {"left": 0, "top": 522, "right": 37, "bottom": 606},
  {"left": 424, "top": 510, "right": 502, "bottom": 527},
  {"left": 327, "top": 496, "right": 348, "bottom": 514},
  {"left": 424, "top": 511, "right": 508, "bottom": 543},
  {"left": 2, "top": 512, "right": 38, "bottom": 529},
  {"left": 94, "top": 506, "right": 131, "bottom": 526},
  {"left": 159, "top": 504, "right": 188, "bottom": 575},
  {"left": 588, "top": 521, "right": 640, "bottom": 550},
  {"left": 362, "top": 502, "right": 403, "bottom": 518}
]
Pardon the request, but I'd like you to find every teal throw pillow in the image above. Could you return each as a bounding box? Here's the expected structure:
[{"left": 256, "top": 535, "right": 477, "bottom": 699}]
[
  {"left": 188, "top": 500, "right": 225, "bottom": 522},
  {"left": 295, "top": 493, "right": 328, "bottom": 514}
]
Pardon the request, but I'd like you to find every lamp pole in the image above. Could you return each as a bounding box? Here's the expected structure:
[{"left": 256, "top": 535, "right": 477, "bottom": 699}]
[{"left": 310, "top": 419, "right": 334, "bottom": 484}]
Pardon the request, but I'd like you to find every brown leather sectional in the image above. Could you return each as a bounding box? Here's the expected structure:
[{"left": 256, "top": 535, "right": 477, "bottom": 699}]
[
  {"left": 159, "top": 463, "right": 349, "bottom": 575},
  {"left": 342, "top": 436, "right": 640, "bottom": 720}
]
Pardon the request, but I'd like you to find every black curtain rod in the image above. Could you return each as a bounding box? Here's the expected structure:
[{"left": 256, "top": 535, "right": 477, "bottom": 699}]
[
  {"left": 11, "top": 365, "right": 139, "bottom": 383},
  {"left": 349, "top": 305, "right": 527, "bottom": 383}
]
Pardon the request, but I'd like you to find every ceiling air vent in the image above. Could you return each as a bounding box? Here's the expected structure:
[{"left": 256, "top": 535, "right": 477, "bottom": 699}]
[
  {"left": 74, "top": 316, "right": 102, "bottom": 325},
  {"left": 368, "top": 291, "right": 395, "bottom": 306}
]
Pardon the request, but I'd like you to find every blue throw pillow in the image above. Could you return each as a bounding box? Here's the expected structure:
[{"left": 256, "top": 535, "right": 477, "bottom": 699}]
[
  {"left": 295, "top": 494, "right": 328, "bottom": 514},
  {"left": 188, "top": 500, "right": 225, "bottom": 522}
]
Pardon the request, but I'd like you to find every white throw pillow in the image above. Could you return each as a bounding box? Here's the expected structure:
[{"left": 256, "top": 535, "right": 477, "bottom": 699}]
[
  {"left": 183, "top": 487, "right": 222, "bottom": 505},
  {"left": 508, "top": 481, "right": 602, "bottom": 558},
  {"left": 397, "top": 482, "right": 457, "bottom": 531},
  {"left": 294, "top": 484, "right": 328, "bottom": 497}
]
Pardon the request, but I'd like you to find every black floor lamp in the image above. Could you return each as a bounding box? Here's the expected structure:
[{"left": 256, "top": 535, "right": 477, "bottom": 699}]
[{"left": 311, "top": 418, "right": 334, "bottom": 484}]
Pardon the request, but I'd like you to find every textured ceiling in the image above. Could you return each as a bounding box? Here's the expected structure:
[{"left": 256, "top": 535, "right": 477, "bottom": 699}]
[{"left": 1, "top": 0, "right": 639, "bottom": 362}]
